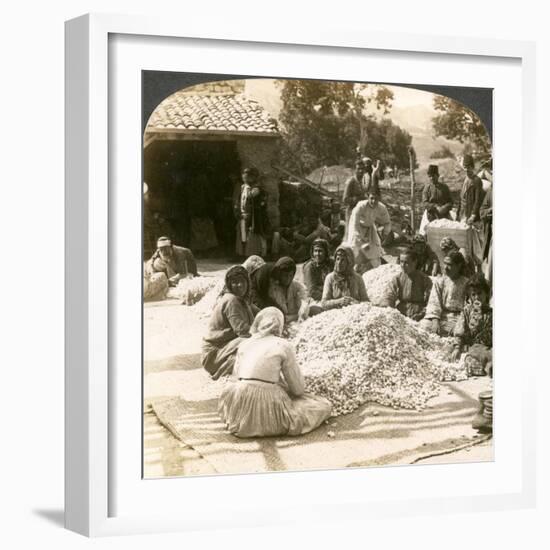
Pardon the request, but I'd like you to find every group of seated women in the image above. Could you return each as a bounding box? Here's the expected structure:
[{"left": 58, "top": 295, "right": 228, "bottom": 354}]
[
  {"left": 201, "top": 260, "right": 332, "bottom": 438},
  {"left": 201, "top": 234, "right": 492, "bottom": 438}
]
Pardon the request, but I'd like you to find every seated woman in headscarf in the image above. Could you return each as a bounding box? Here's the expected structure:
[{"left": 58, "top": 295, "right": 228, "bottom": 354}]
[
  {"left": 420, "top": 250, "right": 469, "bottom": 336},
  {"left": 302, "top": 238, "right": 334, "bottom": 303},
  {"left": 386, "top": 249, "right": 433, "bottom": 321},
  {"left": 439, "top": 237, "right": 475, "bottom": 277},
  {"left": 201, "top": 265, "right": 258, "bottom": 380},
  {"left": 321, "top": 245, "right": 368, "bottom": 310},
  {"left": 250, "top": 257, "right": 308, "bottom": 323},
  {"left": 242, "top": 254, "right": 266, "bottom": 306},
  {"left": 218, "top": 307, "right": 332, "bottom": 438}
]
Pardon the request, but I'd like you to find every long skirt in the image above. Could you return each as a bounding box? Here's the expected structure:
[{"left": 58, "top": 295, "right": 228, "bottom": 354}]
[
  {"left": 218, "top": 380, "right": 332, "bottom": 438},
  {"left": 201, "top": 338, "right": 246, "bottom": 380},
  {"left": 235, "top": 222, "right": 267, "bottom": 258}
]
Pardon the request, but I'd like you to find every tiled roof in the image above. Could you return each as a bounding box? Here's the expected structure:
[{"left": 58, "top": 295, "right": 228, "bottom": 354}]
[{"left": 147, "top": 92, "right": 279, "bottom": 135}]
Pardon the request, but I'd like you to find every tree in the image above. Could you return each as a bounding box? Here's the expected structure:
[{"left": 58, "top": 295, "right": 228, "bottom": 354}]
[
  {"left": 277, "top": 80, "right": 394, "bottom": 175},
  {"left": 430, "top": 144, "right": 455, "bottom": 160},
  {"left": 432, "top": 96, "right": 491, "bottom": 155}
]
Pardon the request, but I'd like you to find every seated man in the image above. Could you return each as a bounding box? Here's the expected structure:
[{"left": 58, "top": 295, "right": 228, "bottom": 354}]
[
  {"left": 411, "top": 234, "right": 440, "bottom": 276},
  {"left": 439, "top": 237, "right": 475, "bottom": 277},
  {"left": 145, "top": 236, "right": 198, "bottom": 288},
  {"left": 386, "top": 249, "right": 432, "bottom": 321}
]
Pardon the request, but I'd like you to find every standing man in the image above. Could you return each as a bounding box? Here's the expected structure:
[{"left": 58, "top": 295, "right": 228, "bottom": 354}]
[
  {"left": 457, "top": 154, "right": 484, "bottom": 224},
  {"left": 345, "top": 192, "right": 392, "bottom": 273},
  {"left": 480, "top": 181, "right": 493, "bottom": 287},
  {"left": 342, "top": 161, "right": 366, "bottom": 238},
  {"left": 234, "top": 167, "right": 269, "bottom": 259},
  {"left": 422, "top": 164, "right": 453, "bottom": 219}
]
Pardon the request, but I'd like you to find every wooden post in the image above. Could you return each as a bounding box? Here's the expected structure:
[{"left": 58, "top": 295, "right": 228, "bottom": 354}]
[{"left": 408, "top": 146, "right": 417, "bottom": 232}]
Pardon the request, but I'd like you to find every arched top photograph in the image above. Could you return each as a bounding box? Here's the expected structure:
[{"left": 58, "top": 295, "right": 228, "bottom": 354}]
[{"left": 142, "top": 73, "right": 494, "bottom": 479}]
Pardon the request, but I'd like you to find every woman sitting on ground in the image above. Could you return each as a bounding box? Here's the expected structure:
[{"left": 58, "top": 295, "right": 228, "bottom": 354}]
[
  {"left": 439, "top": 237, "right": 475, "bottom": 277},
  {"left": 302, "top": 238, "right": 334, "bottom": 303},
  {"left": 420, "top": 250, "right": 469, "bottom": 336},
  {"left": 218, "top": 307, "right": 332, "bottom": 438},
  {"left": 201, "top": 265, "right": 258, "bottom": 380},
  {"left": 321, "top": 245, "right": 368, "bottom": 310},
  {"left": 251, "top": 257, "right": 309, "bottom": 323},
  {"left": 386, "top": 249, "right": 433, "bottom": 321},
  {"left": 452, "top": 273, "right": 493, "bottom": 375}
]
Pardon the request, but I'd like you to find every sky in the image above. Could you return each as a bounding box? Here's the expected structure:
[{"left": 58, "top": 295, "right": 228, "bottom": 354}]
[
  {"left": 386, "top": 85, "right": 435, "bottom": 108},
  {"left": 244, "top": 79, "right": 438, "bottom": 131}
]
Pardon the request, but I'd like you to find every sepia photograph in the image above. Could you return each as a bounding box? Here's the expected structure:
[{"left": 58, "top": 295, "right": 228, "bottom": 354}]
[{"left": 142, "top": 74, "right": 494, "bottom": 478}]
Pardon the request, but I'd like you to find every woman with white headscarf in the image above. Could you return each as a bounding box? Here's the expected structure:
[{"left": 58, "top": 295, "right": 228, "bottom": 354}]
[{"left": 218, "top": 307, "right": 332, "bottom": 438}]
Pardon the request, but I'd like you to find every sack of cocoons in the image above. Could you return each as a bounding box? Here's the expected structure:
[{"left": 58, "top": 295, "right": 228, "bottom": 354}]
[
  {"left": 427, "top": 219, "right": 469, "bottom": 229},
  {"left": 292, "top": 303, "right": 467, "bottom": 416},
  {"left": 167, "top": 276, "right": 220, "bottom": 305},
  {"left": 362, "top": 264, "right": 402, "bottom": 306}
]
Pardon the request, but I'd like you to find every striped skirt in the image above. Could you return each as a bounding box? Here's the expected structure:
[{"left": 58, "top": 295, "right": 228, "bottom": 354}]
[{"left": 218, "top": 380, "right": 331, "bottom": 438}]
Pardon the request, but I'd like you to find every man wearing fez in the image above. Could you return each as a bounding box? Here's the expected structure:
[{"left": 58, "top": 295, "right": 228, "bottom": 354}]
[{"left": 422, "top": 164, "right": 453, "bottom": 219}]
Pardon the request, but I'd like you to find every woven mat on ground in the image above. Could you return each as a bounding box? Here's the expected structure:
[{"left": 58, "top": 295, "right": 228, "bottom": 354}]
[{"left": 148, "top": 355, "right": 492, "bottom": 476}]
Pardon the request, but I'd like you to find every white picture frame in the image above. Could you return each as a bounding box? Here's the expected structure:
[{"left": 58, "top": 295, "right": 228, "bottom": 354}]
[{"left": 65, "top": 13, "right": 537, "bottom": 537}]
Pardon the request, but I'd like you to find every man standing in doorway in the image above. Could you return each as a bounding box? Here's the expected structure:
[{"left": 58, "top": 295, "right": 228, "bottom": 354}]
[{"left": 234, "top": 167, "right": 269, "bottom": 259}]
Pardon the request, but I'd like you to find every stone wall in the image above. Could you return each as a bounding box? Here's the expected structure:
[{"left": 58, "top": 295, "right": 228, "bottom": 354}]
[{"left": 236, "top": 137, "right": 281, "bottom": 229}]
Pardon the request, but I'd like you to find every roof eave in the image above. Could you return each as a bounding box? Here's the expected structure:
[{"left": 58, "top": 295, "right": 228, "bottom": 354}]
[{"left": 146, "top": 127, "right": 280, "bottom": 138}]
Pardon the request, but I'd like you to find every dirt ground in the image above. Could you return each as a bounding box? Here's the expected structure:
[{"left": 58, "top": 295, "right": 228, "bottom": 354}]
[{"left": 143, "top": 259, "right": 493, "bottom": 478}]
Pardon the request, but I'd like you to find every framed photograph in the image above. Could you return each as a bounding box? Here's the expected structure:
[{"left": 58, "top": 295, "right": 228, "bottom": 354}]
[{"left": 65, "top": 13, "right": 536, "bottom": 536}]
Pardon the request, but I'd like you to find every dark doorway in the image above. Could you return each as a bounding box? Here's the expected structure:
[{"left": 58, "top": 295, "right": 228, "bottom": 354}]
[{"left": 144, "top": 139, "right": 241, "bottom": 258}]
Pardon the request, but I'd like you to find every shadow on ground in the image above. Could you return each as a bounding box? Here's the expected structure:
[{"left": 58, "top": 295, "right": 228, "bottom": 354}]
[{"left": 33, "top": 509, "right": 64, "bottom": 528}]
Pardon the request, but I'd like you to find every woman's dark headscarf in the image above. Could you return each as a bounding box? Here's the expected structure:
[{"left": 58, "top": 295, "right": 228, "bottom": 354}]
[
  {"left": 250, "top": 256, "right": 296, "bottom": 309},
  {"left": 221, "top": 265, "right": 251, "bottom": 301},
  {"left": 309, "top": 238, "right": 331, "bottom": 265},
  {"left": 272, "top": 256, "right": 296, "bottom": 284}
]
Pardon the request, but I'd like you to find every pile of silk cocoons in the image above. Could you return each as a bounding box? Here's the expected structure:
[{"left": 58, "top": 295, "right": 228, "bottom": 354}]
[
  {"left": 167, "top": 276, "right": 221, "bottom": 305},
  {"left": 292, "top": 303, "right": 467, "bottom": 416},
  {"left": 362, "top": 264, "right": 402, "bottom": 306},
  {"left": 191, "top": 279, "right": 225, "bottom": 318},
  {"left": 426, "top": 219, "right": 469, "bottom": 229}
]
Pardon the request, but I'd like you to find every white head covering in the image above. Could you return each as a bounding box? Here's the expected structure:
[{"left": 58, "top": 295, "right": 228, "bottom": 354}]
[
  {"left": 250, "top": 307, "right": 284, "bottom": 338},
  {"left": 242, "top": 255, "right": 265, "bottom": 275}
]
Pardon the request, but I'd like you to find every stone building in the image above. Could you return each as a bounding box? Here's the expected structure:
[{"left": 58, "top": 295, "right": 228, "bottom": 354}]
[{"left": 143, "top": 80, "right": 281, "bottom": 256}]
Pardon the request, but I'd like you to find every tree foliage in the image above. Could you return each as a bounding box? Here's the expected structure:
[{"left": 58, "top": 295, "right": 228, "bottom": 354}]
[
  {"left": 277, "top": 80, "right": 411, "bottom": 175},
  {"left": 429, "top": 144, "right": 455, "bottom": 160},
  {"left": 432, "top": 96, "right": 491, "bottom": 155}
]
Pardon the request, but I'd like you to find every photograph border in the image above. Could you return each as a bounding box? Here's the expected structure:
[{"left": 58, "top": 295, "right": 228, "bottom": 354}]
[{"left": 65, "top": 12, "right": 536, "bottom": 537}]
